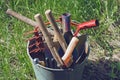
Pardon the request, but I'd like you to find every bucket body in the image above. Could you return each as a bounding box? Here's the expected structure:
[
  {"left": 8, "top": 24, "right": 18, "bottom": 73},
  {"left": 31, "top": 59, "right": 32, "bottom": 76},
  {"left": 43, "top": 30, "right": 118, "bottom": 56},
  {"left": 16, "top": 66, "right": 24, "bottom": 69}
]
[{"left": 27, "top": 35, "right": 89, "bottom": 80}]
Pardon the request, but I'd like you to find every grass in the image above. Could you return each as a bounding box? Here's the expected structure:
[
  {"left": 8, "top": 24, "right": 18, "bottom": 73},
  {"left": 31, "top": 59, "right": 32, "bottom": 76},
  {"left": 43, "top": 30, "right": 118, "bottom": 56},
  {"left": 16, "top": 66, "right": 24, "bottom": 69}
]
[{"left": 0, "top": 0, "right": 120, "bottom": 80}]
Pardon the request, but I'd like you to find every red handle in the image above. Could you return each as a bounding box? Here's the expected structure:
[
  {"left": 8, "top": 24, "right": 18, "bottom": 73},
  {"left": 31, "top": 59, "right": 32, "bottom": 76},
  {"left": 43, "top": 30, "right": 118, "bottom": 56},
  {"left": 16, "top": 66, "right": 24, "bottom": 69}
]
[{"left": 73, "top": 20, "right": 99, "bottom": 36}]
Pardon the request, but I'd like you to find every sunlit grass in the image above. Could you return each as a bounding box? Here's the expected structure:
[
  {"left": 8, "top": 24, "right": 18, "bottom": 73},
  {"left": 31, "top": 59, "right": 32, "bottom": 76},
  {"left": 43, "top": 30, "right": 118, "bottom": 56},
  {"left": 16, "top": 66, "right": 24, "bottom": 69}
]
[{"left": 0, "top": 0, "right": 119, "bottom": 80}]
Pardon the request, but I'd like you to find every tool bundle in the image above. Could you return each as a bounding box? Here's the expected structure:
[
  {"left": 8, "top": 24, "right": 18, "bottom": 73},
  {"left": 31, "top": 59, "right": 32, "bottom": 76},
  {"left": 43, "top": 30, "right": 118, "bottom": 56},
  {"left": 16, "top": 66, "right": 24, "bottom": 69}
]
[{"left": 6, "top": 9, "right": 99, "bottom": 69}]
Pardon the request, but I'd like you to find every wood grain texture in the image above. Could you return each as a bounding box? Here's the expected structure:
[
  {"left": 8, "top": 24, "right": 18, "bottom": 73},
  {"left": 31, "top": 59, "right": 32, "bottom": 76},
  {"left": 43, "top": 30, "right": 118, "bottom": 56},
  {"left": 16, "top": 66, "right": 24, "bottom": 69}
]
[
  {"left": 45, "top": 10, "right": 67, "bottom": 53},
  {"left": 34, "top": 14, "right": 64, "bottom": 68},
  {"left": 62, "top": 37, "right": 79, "bottom": 67}
]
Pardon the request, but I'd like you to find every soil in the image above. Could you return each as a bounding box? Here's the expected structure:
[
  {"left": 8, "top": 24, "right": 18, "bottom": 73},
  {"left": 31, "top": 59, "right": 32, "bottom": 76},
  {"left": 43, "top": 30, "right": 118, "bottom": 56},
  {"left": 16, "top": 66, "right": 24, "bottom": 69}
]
[{"left": 82, "top": 22, "right": 120, "bottom": 80}]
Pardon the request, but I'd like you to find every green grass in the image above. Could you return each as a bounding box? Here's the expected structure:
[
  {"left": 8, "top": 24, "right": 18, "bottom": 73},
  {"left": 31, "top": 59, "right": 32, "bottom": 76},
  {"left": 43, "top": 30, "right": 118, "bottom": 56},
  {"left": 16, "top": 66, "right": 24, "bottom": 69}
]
[{"left": 0, "top": 0, "right": 120, "bottom": 80}]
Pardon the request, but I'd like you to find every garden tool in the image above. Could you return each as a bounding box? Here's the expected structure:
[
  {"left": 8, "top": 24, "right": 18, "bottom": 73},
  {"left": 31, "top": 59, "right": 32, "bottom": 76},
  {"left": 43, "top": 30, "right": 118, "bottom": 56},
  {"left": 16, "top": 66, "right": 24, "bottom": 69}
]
[
  {"left": 45, "top": 10, "right": 67, "bottom": 53},
  {"left": 34, "top": 14, "right": 65, "bottom": 68},
  {"left": 73, "top": 20, "right": 99, "bottom": 36},
  {"left": 61, "top": 13, "right": 78, "bottom": 66}
]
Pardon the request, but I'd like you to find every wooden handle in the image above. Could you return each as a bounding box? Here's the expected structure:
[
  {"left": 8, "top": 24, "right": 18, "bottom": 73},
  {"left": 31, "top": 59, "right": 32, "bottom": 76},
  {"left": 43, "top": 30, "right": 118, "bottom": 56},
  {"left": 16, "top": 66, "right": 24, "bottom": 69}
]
[
  {"left": 6, "top": 9, "right": 37, "bottom": 27},
  {"left": 62, "top": 37, "right": 79, "bottom": 67},
  {"left": 34, "top": 14, "right": 64, "bottom": 68},
  {"left": 45, "top": 10, "right": 67, "bottom": 53},
  {"left": 85, "top": 41, "right": 89, "bottom": 54},
  {"left": 6, "top": 9, "right": 55, "bottom": 35}
]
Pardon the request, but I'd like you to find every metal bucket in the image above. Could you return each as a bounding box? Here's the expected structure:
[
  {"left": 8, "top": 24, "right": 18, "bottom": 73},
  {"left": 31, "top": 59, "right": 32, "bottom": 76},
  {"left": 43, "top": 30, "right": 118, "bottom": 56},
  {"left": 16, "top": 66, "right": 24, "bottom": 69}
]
[{"left": 27, "top": 35, "right": 89, "bottom": 80}]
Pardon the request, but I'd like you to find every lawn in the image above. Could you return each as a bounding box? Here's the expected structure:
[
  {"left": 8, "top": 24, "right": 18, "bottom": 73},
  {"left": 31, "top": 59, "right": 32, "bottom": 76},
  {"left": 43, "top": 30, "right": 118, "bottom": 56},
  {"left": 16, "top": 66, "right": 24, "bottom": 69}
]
[{"left": 0, "top": 0, "right": 120, "bottom": 80}]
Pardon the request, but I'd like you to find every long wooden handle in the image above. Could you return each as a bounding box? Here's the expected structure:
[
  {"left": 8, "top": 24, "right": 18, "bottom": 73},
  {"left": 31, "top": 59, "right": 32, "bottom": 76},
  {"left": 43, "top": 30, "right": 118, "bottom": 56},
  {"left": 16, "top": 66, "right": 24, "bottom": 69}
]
[
  {"left": 45, "top": 10, "right": 67, "bottom": 53},
  {"left": 6, "top": 9, "right": 55, "bottom": 35},
  {"left": 62, "top": 37, "right": 79, "bottom": 67},
  {"left": 6, "top": 9, "right": 37, "bottom": 27},
  {"left": 34, "top": 14, "right": 64, "bottom": 68}
]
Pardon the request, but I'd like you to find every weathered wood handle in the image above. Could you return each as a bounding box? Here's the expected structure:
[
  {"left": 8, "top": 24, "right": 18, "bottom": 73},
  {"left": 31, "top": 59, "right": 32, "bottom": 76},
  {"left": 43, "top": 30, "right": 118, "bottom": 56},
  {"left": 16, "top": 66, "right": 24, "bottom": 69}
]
[
  {"left": 6, "top": 9, "right": 55, "bottom": 35},
  {"left": 45, "top": 10, "right": 67, "bottom": 53},
  {"left": 34, "top": 14, "right": 64, "bottom": 68},
  {"left": 6, "top": 9, "right": 37, "bottom": 27},
  {"left": 62, "top": 37, "right": 79, "bottom": 67}
]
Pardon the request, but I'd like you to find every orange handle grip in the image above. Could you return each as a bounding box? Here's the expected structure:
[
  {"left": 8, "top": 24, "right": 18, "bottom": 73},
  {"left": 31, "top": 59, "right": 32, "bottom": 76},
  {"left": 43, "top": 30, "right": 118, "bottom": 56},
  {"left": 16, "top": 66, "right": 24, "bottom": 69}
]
[{"left": 74, "top": 20, "right": 99, "bottom": 36}]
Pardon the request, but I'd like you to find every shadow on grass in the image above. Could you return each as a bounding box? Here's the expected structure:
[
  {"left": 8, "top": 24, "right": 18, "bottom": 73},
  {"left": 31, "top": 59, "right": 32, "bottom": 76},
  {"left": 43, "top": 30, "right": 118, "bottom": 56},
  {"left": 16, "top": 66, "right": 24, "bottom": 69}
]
[{"left": 82, "top": 58, "right": 120, "bottom": 80}]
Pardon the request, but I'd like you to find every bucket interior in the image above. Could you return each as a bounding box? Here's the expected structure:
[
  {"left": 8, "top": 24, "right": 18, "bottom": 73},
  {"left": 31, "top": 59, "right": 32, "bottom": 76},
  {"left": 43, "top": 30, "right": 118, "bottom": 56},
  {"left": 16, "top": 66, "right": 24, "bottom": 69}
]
[{"left": 27, "top": 34, "right": 89, "bottom": 70}]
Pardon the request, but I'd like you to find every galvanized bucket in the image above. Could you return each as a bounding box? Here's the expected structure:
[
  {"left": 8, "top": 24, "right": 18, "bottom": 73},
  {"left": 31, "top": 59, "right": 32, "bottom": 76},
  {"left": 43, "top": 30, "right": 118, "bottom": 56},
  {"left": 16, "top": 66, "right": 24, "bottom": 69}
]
[{"left": 27, "top": 35, "right": 89, "bottom": 80}]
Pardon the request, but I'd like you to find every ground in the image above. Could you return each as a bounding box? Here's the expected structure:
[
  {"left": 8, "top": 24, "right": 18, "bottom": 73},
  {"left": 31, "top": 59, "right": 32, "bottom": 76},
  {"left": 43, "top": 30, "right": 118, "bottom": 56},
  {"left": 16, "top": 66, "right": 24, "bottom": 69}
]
[
  {"left": 82, "top": 23, "right": 120, "bottom": 80},
  {"left": 0, "top": 0, "right": 120, "bottom": 80}
]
